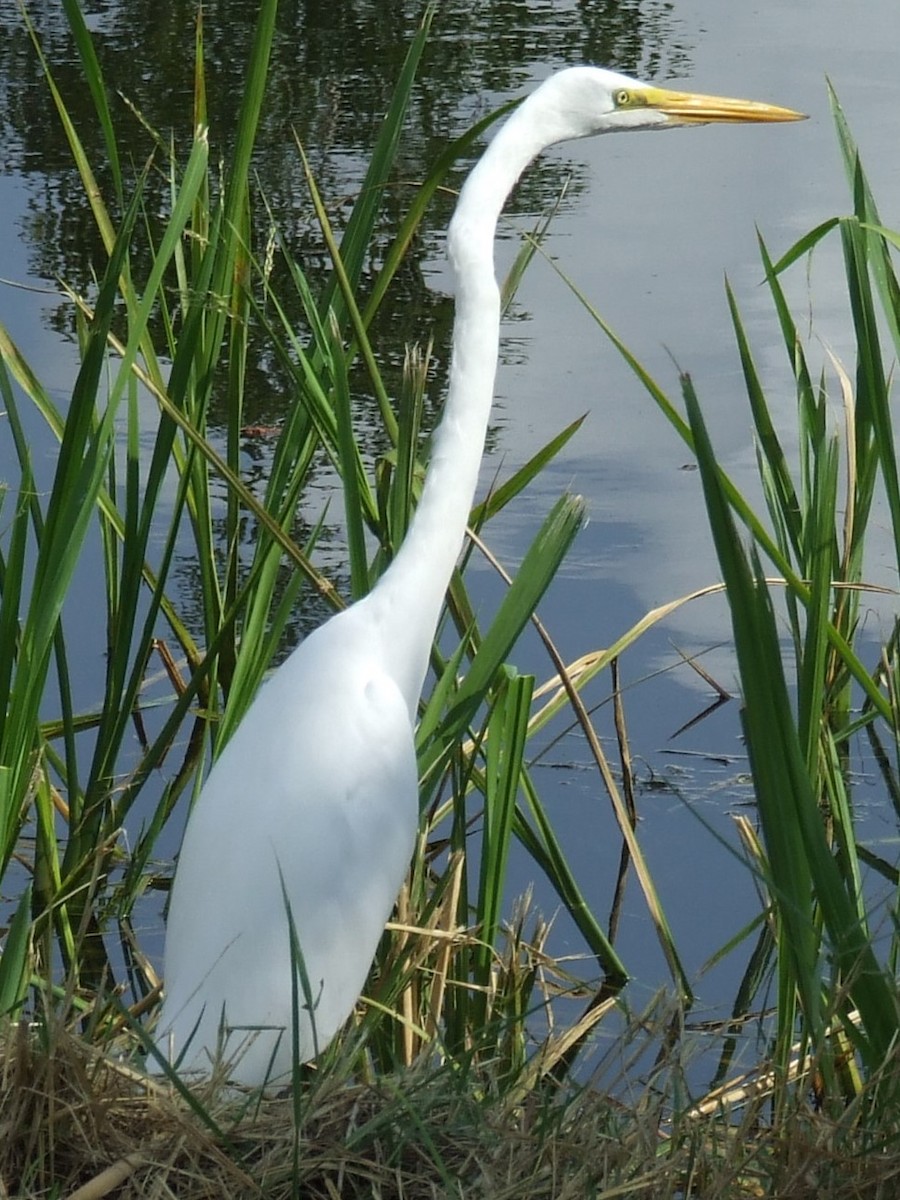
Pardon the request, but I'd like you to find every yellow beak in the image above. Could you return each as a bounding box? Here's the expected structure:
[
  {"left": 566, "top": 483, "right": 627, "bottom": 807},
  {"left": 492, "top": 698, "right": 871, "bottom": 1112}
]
[{"left": 640, "top": 84, "right": 806, "bottom": 125}]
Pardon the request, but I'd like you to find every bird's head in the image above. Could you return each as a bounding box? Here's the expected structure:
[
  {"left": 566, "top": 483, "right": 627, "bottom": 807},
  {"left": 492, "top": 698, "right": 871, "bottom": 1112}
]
[{"left": 529, "top": 66, "right": 805, "bottom": 144}]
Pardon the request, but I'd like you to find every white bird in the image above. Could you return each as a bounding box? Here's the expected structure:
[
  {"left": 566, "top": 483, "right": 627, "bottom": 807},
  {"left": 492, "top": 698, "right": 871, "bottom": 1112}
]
[{"left": 151, "top": 67, "right": 803, "bottom": 1088}]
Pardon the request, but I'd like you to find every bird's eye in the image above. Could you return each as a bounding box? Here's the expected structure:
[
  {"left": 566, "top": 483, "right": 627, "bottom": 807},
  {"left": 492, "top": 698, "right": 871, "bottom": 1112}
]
[{"left": 615, "top": 89, "right": 631, "bottom": 108}]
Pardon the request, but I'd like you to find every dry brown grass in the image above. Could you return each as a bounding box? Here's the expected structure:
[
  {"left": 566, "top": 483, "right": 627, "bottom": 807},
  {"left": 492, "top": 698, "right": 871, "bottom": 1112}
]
[{"left": 3, "top": 1016, "right": 900, "bottom": 1199}]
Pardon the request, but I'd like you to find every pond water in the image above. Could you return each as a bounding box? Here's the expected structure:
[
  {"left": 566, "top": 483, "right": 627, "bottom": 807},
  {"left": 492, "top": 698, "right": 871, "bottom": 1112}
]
[{"left": 2, "top": 0, "right": 899, "bottom": 1066}]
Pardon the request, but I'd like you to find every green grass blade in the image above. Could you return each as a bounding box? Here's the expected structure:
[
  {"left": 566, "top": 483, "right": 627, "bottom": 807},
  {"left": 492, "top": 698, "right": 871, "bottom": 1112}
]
[
  {"left": 767, "top": 218, "right": 840, "bottom": 275},
  {"left": 60, "top": 0, "right": 122, "bottom": 201},
  {"left": 513, "top": 771, "right": 628, "bottom": 984},
  {"left": 327, "top": 3, "right": 436, "bottom": 324},
  {"left": 0, "top": 880, "right": 33, "bottom": 1020},
  {"left": 469, "top": 415, "right": 587, "bottom": 528},
  {"left": 0, "top": 454, "right": 27, "bottom": 762},
  {"left": 726, "top": 276, "right": 803, "bottom": 562},
  {"left": 361, "top": 99, "right": 519, "bottom": 330},
  {"left": 797, "top": 437, "right": 839, "bottom": 767},
  {"left": 472, "top": 670, "right": 535, "bottom": 1018},
  {"left": 458, "top": 496, "right": 584, "bottom": 708},
  {"left": 839, "top": 217, "right": 900, "bottom": 569},
  {"left": 387, "top": 344, "right": 429, "bottom": 550},
  {"left": 330, "top": 313, "right": 373, "bottom": 600}
]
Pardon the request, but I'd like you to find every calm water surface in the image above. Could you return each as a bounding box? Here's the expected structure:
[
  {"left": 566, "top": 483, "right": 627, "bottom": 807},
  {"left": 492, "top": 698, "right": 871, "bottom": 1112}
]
[{"left": 2, "top": 0, "right": 899, "bottom": 1046}]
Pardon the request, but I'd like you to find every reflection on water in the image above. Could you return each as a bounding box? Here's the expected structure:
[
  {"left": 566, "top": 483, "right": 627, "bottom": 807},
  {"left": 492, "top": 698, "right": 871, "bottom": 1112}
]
[{"left": 1, "top": 1, "right": 689, "bottom": 306}]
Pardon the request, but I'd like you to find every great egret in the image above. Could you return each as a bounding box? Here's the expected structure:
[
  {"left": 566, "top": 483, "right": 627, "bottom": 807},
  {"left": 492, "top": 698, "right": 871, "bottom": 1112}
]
[{"left": 151, "top": 67, "right": 803, "bottom": 1087}]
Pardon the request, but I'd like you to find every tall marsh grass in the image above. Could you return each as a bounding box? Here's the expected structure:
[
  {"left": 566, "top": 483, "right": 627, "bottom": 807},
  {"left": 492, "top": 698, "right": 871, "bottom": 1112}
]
[{"left": 1, "top": 2, "right": 900, "bottom": 1192}]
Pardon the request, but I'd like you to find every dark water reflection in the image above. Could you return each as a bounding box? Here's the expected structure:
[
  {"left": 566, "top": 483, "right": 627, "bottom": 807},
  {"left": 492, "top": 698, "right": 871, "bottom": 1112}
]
[{"left": 2, "top": 1, "right": 689, "bottom": 305}]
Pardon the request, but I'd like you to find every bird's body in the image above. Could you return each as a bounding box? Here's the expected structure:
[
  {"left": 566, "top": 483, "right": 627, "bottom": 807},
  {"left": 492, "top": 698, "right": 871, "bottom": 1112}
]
[
  {"left": 156, "top": 608, "right": 418, "bottom": 1083},
  {"left": 152, "top": 67, "right": 802, "bottom": 1087}
]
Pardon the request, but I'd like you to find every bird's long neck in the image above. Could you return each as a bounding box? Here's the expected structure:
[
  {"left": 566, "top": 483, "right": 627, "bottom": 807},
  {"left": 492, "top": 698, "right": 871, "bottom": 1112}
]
[{"left": 368, "top": 101, "right": 553, "bottom": 717}]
